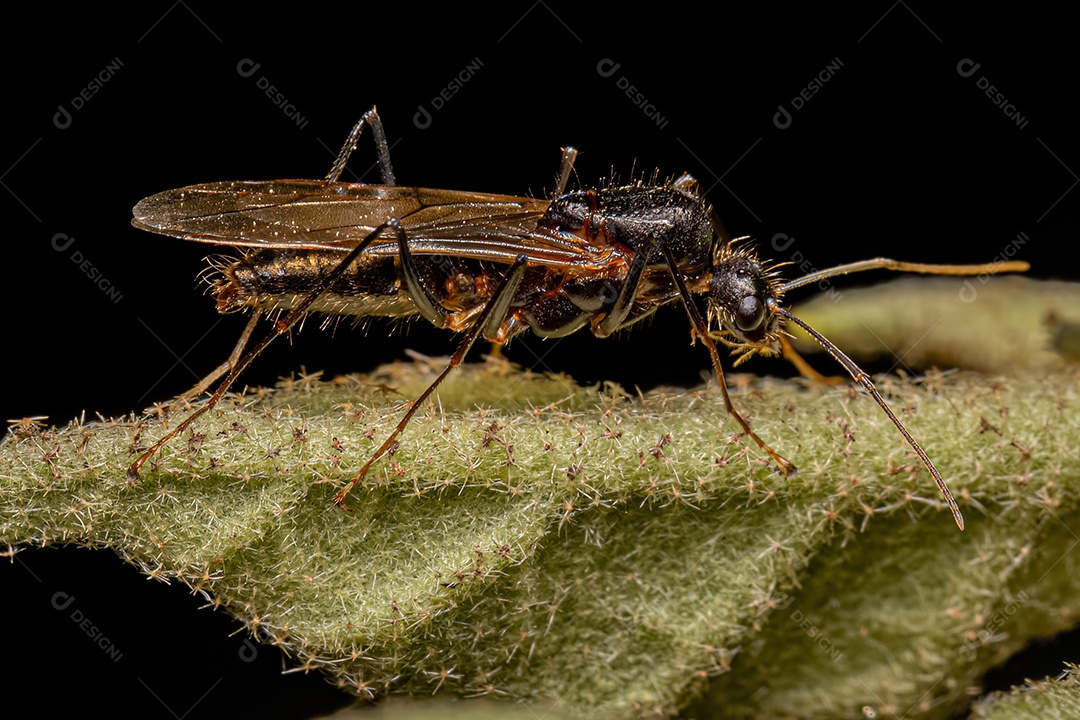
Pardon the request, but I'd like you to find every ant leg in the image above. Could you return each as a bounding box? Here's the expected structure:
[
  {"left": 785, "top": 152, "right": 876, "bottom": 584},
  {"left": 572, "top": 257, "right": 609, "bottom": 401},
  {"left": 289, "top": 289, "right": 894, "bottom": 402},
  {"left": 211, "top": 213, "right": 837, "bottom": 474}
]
[
  {"left": 394, "top": 222, "right": 451, "bottom": 329},
  {"left": 662, "top": 244, "right": 797, "bottom": 476},
  {"left": 334, "top": 255, "right": 529, "bottom": 507},
  {"left": 779, "top": 336, "right": 845, "bottom": 386},
  {"left": 478, "top": 146, "right": 577, "bottom": 355},
  {"left": 325, "top": 106, "right": 396, "bottom": 185},
  {"left": 482, "top": 258, "right": 529, "bottom": 341},
  {"left": 478, "top": 146, "right": 575, "bottom": 356},
  {"left": 552, "top": 147, "right": 578, "bottom": 197},
  {"left": 593, "top": 238, "right": 657, "bottom": 338},
  {"left": 178, "top": 313, "right": 262, "bottom": 401},
  {"left": 129, "top": 220, "right": 404, "bottom": 482}
]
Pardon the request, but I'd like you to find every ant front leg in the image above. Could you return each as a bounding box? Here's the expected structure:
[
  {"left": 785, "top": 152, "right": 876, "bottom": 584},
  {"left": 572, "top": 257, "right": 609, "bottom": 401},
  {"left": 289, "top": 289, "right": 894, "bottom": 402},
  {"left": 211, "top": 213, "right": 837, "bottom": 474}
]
[
  {"left": 779, "top": 336, "right": 846, "bottom": 386},
  {"left": 662, "top": 245, "right": 797, "bottom": 477},
  {"left": 325, "top": 106, "right": 396, "bottom": 185}
]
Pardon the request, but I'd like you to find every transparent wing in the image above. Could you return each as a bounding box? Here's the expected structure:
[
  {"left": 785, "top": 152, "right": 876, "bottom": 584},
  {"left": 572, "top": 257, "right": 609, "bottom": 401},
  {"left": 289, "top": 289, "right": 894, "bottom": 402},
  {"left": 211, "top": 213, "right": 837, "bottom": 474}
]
[{"left": 132, "top": 180, "right": 620, "bottom": 268}]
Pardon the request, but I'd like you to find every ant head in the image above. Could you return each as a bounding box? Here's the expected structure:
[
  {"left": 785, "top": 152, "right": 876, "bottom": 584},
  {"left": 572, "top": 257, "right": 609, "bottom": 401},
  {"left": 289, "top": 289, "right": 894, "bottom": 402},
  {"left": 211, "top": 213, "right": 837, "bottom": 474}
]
[{"left": 706, "top": 240, "right": 786, "bottom": 356}]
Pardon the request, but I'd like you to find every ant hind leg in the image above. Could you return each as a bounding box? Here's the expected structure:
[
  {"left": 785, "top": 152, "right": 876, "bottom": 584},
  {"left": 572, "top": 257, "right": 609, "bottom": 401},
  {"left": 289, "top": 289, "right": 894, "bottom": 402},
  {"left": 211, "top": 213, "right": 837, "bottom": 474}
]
[
  {"left": 325, "top": 107, "right": 396, "bottom": 185},
  {"left": 178, "top": 313, "right": 262, "bottom": 401}
]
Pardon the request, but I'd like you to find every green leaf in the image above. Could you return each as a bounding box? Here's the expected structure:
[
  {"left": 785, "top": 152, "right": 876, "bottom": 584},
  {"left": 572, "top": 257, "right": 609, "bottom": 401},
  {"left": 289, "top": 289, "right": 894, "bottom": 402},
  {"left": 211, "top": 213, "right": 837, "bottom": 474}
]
[{"left": 3, "top": 279, "right": 1079, "bottom": 719}]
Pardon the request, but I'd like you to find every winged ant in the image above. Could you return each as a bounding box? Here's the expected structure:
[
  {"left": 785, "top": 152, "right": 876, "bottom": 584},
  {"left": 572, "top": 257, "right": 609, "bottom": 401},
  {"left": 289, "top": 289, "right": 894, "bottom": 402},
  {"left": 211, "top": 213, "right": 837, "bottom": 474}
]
[{"left": 127, "top": 108, "right": 1028, "bottom": 529}]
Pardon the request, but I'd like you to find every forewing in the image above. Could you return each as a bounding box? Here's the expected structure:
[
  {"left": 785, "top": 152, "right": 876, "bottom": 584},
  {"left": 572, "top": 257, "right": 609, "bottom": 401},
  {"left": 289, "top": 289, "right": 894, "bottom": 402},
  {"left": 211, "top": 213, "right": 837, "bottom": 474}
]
[{"left": 132, "top": 180, "right": 613, "bottom": 267}]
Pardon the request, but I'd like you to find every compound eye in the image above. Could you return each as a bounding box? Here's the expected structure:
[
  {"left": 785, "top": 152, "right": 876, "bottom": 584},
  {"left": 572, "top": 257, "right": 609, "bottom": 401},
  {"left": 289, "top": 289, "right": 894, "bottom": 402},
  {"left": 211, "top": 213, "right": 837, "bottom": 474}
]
[{"left": 735, "top": 295, "right": 765, "bottom": 332}]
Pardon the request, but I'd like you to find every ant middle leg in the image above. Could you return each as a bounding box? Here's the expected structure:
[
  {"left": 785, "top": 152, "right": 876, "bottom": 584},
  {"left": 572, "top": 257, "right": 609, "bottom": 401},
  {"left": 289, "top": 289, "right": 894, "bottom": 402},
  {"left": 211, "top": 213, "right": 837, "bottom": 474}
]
[
  {"left": 482, "top": 145, "right": 576, "bottom": 358},
  {"left": 334, "top": 255, "right": 530, "bottom": 507},
  {"left": 552, "top": 146, "right": 578, "bottom": 198},
  {"left": 592, "top": 238, "right": 657, "bottom": 338}
]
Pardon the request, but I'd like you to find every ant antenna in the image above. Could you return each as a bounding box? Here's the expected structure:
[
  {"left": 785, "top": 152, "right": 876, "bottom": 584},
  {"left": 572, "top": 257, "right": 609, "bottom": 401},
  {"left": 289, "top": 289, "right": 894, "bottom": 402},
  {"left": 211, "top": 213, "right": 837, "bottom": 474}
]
[{"left": 773, "top": 304, "right": 965, "bottom": 530}]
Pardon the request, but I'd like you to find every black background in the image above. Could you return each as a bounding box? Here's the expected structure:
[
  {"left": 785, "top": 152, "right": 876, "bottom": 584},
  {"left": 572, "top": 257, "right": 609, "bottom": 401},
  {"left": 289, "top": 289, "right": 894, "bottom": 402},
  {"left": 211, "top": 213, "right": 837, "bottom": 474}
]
[{"left": 3, "top": 4, "right": 1078, "bottom": 718}]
